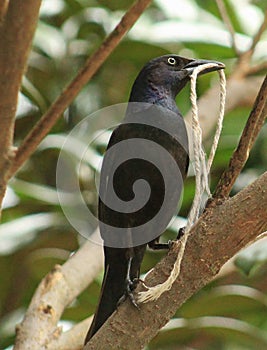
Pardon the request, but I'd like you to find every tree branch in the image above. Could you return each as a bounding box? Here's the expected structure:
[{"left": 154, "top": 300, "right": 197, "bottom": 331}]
[
  {"left": 0, "top": 0, "right": 41, "bottom": 209},
  {"left": 232, "top": 9, "right": 267, "bottom": 79},
  {"left": 248, "top": 9, "right": 267, "bottom": 57},
  {"left": 47, "top": 317, "right": 92, "bottom": 350},
  {"left": 10, "top": 0, "right": 152, "bottom": 178},
  {"left": 84, "top": 171, "right": 267, "bottom": 350},
  {"left": 215, "top": 0, "right": 239, "bottom": 55},
  {"left": 212, "top": 74, "right": 267, "bottom": 201},
  {"left": 14, "top": 231, "right": 104, "bottom": 350}
]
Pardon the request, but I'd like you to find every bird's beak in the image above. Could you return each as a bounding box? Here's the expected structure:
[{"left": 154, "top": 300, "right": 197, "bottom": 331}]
[{"left": 184, "top": 59, "right": 225, "bottom": 75}]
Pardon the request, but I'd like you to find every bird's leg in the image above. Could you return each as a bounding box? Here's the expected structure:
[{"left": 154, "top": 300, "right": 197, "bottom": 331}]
[
  {"left": 125, "top": 256, "right": 140, "bottom": 308},
  {"left": 117, "top": 256, "right": 140, "bottom": 308}
]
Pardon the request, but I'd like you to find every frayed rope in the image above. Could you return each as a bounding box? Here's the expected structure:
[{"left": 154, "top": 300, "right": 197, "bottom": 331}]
[{"left": 137, "top": 64, "right": 226, "bottom": 303}]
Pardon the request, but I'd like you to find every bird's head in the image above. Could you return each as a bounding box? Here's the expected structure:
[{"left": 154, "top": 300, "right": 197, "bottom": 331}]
[{"left": 129, "top": 54, "right": 225, "bottom": 109}]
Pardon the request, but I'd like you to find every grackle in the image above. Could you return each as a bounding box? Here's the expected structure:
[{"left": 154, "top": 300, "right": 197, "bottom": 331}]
[{"left": 85, "top": 55, "right": 224, "bottom": 343}]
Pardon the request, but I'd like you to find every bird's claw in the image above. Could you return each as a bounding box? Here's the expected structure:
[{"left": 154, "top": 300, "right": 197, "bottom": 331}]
[
  {"left": 117, "top": 277, "right": 140, "bottom": 308},
  {"left": 125, "top": 277, "right": 140, "bottom": 309}
]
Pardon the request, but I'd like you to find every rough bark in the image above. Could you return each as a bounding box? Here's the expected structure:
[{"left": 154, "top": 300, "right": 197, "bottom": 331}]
[
  {"left": 0, "top": 0, "right": 41, "bottom": 209},
  {"left": 84, "top": 171, "right": 267, "bottom": 350}
]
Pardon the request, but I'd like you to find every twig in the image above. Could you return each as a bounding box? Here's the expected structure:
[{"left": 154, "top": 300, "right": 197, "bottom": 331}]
[
  {"left": 211, "top": 75, "right": 267, "bottom": 202},
  {"left": 10, "top": 0, "right": 152, "bottom": 177},
  {"left": 233, "top": 9, "right": 267, "bottom": 78},
  {"left": 248, "top": 9, "right": 267, "bottom": 56},
  {"left": 215, "top": 0, "right": 239, "bottom": 55}
]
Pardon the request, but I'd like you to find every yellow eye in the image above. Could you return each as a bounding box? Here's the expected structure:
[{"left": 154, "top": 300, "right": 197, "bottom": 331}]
[{"left": 167, "top": 57, "right": 176, "bottom": 65}]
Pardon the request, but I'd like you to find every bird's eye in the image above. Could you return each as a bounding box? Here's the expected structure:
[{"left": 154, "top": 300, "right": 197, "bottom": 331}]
[{"left": 167, "top": 57, "right": 176, "bottom": 66}]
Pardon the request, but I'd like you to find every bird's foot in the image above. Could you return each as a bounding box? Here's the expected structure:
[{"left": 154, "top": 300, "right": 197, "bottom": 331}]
[
  {"left": 125, "top": 277, "right": 140, "bottom": 309},
  {"left": 117, "top": 277, "right": 140, "bottom": 308},
  {"left": 118, "top": 256, "right": 140, "bottom": 309}
]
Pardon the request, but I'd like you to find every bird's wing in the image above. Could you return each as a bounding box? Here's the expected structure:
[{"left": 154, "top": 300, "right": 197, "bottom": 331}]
[{"left": 98, "top": 105, "right": 189, "bottom": 248}]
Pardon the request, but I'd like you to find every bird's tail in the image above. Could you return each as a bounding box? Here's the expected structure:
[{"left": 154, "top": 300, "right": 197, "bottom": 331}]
[{"left": 84, "top": 251, "right": 128, "bottom": 344}]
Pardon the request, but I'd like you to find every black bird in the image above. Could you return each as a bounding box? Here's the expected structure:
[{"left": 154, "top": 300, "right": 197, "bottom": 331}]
[{"left": 85, "top": 55, "right": 224, "bottom": 343}]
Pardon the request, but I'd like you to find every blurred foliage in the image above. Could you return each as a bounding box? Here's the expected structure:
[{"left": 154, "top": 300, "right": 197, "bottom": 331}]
[{"left": 1, "top": 0, "right": 267, "bottom": 349}]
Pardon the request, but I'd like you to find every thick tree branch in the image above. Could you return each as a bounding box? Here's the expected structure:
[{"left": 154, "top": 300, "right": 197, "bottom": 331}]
[
  {"left": 10, "top": 0, "right": 152, "bottom": 178},
  {"left": 85, "top": 171, "right": 267, "bottom": 350},
  {"left": 0, "top": 0, "right": 41, "bottom": 209},
  {"left": 14, "top": 231, "right": 104, "bottom": 350},
  {"left": 212, "top": 75, "right": 267, "bottom": 201}
]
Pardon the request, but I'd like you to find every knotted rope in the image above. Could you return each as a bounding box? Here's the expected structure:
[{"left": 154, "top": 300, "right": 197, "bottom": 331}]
[{"left": 138, "top": 64, "right": 226, "bottom": 303}]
